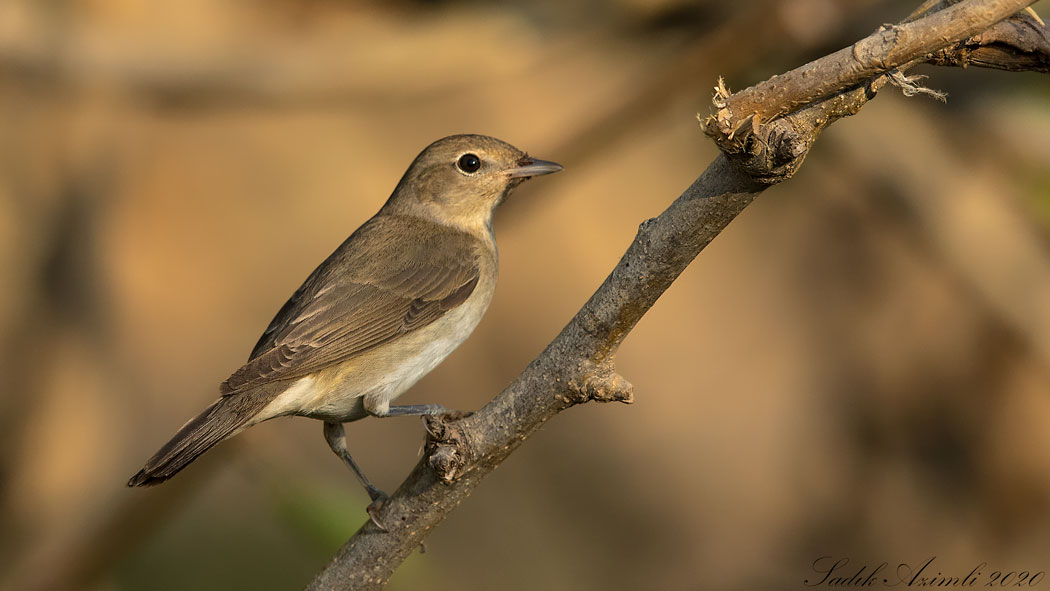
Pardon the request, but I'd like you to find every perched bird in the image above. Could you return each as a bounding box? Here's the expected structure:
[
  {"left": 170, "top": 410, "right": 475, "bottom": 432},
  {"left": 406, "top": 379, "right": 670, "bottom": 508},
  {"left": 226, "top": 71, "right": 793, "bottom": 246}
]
[{"left": 128, "top": 134, "right": 562, "bottom": 523}]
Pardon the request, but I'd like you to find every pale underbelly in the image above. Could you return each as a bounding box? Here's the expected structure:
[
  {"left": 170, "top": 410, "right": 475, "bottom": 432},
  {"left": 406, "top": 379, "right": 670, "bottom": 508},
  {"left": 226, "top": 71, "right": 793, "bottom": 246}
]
[{"left": 255, "top": 286, "right": 491, "bottom": 424}]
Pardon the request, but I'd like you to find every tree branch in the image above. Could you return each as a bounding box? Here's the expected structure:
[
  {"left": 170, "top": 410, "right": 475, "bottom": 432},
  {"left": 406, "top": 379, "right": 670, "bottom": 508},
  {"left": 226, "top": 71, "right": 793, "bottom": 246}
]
[
  {"left": 703, "top": 0, "right": 1043, "bottom": 145},
  {"left": 308, "top": 1, "right": 1045, "bottom": 589}
]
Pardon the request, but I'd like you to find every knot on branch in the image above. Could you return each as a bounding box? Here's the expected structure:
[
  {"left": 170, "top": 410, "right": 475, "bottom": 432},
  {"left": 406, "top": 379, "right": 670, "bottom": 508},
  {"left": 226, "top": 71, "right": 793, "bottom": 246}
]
[
  {"left": 856, "top": 23, "right": 903, "bottom": 69},
  {"left": 703, "top": 81, "right": 879, "bottom": 185},
  {"left": 703, "top": 112, "right": 815, "bottom": 185},
  {"left": 423, "top": 413, "right": 471, "bottom": 484},
  {"left": 567, "top": 363, "right": 634, "bottom": 405}
]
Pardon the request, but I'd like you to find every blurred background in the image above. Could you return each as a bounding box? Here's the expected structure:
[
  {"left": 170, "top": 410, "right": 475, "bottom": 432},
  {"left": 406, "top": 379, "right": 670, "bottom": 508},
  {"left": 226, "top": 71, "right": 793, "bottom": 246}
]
[{"left": 2, "top": 0, "right": 1050, "bottom": 589}]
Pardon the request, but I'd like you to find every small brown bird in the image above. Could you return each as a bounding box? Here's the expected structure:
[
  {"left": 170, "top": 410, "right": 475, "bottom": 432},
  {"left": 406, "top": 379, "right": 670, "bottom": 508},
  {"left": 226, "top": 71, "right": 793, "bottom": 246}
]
[{"left": 128, "top": 134, "right": 562, "bottom": 522}]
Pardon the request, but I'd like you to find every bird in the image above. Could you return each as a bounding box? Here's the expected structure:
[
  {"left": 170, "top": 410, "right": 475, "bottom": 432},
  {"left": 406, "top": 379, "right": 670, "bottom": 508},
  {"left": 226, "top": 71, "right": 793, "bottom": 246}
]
[{"left": 128, "top": 134, "right": 562, "bottom": 524}]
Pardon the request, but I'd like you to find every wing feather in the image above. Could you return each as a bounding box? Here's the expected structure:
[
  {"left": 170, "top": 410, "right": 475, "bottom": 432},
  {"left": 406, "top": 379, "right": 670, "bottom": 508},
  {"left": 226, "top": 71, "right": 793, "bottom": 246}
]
[{"left": 220, "top": 215, "right": 483, "bottom": 395}]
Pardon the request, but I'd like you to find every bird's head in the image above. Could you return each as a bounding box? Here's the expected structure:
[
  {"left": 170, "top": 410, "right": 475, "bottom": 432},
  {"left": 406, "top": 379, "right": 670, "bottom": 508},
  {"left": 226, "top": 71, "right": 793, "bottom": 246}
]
[{"left": 384, "top": 134, "right": 562, "bottom": 235}]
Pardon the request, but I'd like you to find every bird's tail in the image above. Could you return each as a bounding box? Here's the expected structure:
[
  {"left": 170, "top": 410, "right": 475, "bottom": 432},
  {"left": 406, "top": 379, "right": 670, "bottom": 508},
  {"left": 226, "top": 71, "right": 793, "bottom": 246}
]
[{"left": 127, "top": 389, "right": 273, "bottom": 487}]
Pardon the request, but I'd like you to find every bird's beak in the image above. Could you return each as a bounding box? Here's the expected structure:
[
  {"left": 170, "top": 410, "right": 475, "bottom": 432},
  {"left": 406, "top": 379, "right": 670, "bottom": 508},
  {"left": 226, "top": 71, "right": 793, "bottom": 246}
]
[{"left": 505, "top": 156, "right": 564, "bottom": 179}]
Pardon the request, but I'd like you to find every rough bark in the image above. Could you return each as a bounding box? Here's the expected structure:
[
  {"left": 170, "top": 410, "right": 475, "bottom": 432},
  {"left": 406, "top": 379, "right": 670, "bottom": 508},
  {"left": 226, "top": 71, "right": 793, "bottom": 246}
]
[
  {"left": 703, "top": 0, "right": 1047, "bottom": 147},
  {"left": 308, "top": 1, "right": 1046, "bottom": 589}
]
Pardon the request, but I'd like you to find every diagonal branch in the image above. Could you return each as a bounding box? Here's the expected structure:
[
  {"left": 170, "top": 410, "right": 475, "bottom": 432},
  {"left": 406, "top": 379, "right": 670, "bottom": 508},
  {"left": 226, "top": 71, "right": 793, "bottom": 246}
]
[{"left": 307, "top": 1, "right": 1045, "bottom": 589}]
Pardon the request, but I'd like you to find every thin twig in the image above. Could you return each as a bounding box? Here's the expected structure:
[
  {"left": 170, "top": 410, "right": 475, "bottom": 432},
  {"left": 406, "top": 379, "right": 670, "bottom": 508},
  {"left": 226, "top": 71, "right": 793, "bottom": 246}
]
[{"left": 703, "top": 0, "right": 1039, "bottom": 143}]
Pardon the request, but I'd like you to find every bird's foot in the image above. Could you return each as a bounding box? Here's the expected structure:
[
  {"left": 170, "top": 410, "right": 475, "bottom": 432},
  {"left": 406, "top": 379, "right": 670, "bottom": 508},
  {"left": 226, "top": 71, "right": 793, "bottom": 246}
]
[{"left": 365, "top": 487, "right": 390, "bottom": 531}]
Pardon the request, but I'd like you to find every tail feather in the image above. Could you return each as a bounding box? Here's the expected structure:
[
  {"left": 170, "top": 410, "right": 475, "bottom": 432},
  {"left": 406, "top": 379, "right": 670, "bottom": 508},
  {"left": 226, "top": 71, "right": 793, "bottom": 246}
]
[{"left": 128, "top": 389, "right": 275, "bottom": 487}]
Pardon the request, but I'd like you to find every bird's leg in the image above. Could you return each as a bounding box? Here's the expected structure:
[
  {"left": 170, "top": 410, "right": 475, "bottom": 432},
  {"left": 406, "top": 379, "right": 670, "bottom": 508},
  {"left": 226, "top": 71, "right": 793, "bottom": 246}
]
[
  {"left": 380, "top": 404, "right": 477, "bottom": 433},
  {"left": 364, "top": 395, "right": 473, "bottom": 420},
  {"left": 322, "top": 421, "right": 388, "bottom": 530},
  {"left": 381, "top": 404, "right": 453, "bottom": 416}
]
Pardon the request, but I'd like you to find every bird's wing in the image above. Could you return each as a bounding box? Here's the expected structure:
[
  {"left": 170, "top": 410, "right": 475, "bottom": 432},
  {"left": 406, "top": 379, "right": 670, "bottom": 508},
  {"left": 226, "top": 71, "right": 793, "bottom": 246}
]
[{"left": 220, "top": 215, "right": 482, "bottom": 395}]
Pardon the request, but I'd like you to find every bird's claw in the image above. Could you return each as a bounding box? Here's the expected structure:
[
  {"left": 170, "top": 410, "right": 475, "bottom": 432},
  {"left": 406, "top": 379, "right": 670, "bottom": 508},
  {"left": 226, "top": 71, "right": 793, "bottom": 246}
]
[
  {"left": 422, "top": 415, "right": 439, "bottom": 438},
  {"left": 366, "top": 490, "right": 389, "bottom": 531}
]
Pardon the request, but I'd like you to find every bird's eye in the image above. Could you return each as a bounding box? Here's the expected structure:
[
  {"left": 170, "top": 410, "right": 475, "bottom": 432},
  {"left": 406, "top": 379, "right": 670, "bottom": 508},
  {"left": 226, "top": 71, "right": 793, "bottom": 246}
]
[{"left": 456, "top": 153, "right": 482, "bottom": 174}]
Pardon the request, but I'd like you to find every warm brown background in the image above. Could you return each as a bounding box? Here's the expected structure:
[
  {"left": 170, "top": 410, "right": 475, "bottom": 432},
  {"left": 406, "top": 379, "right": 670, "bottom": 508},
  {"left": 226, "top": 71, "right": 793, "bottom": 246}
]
[{"left": 2, "top": 1, "right": 1049, "bottom": 589}]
